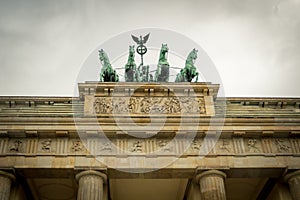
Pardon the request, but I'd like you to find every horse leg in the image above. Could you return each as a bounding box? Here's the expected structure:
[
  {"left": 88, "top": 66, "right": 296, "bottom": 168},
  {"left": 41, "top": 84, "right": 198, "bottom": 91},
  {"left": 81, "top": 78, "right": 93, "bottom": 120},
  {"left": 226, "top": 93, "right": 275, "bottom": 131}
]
[{"left": 195, "top": 73, "right": 199, "bottom": 83}]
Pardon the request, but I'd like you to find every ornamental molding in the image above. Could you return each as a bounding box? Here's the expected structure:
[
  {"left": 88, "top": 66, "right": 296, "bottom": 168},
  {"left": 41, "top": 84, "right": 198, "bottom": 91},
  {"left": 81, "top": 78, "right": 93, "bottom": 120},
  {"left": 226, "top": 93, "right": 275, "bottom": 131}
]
[{"left": 1, "top": 137, "right": 299, "bottom": 157}]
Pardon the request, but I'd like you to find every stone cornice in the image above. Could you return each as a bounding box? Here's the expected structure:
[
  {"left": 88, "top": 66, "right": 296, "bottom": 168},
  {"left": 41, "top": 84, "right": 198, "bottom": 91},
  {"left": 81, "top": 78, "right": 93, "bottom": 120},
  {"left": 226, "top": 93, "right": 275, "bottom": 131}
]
[{"left": 0, "top": 97, "right": 299, "bottom": 117}]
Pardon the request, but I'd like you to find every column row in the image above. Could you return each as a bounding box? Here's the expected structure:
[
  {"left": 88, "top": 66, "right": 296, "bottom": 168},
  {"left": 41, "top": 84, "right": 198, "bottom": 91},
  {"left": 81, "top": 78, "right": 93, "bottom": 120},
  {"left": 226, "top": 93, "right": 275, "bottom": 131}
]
[{"left": 1, "top": 169, "right": 300, "bottom": 200}]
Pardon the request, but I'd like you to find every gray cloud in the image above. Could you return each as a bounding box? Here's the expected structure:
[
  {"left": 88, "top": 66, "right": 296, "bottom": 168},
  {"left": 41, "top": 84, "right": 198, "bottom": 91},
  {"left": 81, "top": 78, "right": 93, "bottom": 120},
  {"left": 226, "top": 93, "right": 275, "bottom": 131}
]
[{"left": 0, "top": 0, "right": 299, "bottom": 97}]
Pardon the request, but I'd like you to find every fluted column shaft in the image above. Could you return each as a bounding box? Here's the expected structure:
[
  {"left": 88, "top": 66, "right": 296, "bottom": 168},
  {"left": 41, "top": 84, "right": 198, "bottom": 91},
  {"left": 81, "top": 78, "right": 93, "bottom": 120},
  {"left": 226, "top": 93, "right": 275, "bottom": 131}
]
[
  {"left": 196, "top": 170, "right": 227, "bottom": 200},
  {"left": 0, "top": 171, "right": 15, "bottom": 200},
  {"left": 284, "top": 170, "right": 300, "bottom": 200},
  {"left": 76, "top": 170, "right": 107, "bottom": 200}
]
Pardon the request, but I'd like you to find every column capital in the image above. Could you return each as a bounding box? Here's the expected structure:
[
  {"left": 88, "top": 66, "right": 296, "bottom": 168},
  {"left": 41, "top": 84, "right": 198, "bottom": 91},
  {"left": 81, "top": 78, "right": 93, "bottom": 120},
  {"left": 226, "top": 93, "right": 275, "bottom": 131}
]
[
  {"left": 284, "top": 170, "right": 300, "bottom": 182},
  {"left": 0, "top": 170, "right": 15, "bottom": 181},
  {"left": 284, "top": 170, "right": 300, "bottom": 200},
  {"left": 196, "top": 170, "right": 226, "bottom": 183},
  {"left": 76, "top": 170, "right": 107, "bottom": 184}
]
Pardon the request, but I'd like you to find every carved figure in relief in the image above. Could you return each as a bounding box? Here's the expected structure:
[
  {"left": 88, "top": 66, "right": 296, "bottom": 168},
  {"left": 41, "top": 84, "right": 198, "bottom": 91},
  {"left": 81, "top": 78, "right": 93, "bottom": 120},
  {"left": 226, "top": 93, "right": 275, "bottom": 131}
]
[
  {"left": 41, "top": 139, "right": 51, "bottom": 152},
  {"left": 131, "top": 141, "right": 143, "bottom": 152},
  {"left": 191, "top": 139, "right": 201, "bottom": 151},
  {"left": 71, "top": 140, "right": 84, "bottom": 152},
  {"left": 165, "top": 97, "right": 181, "bottom": 114},
  {"left": 219, "top": 139, "right": 230, "bottom": 152},
  {"left": 158, "top": 140, "right": 172, "bottom": 152},
  {"left": 128, "top": 98, "right": 140, "bottom": 113},
  {"left": 140, "top": 98, "right": 151, "bottom": 113},
  {"left": 140, "top": 97, "right": 164, "bottom": 114},
  {"left": 112, "top": 98, "right": 128, "bottom": 113},
  {"left": 181, "top": 98, "right": 195, "bottom": 113},
  {"left": 10, "top": 140, "right": 22, "bottom": 152},
  {"left": 101, "top": 142, "right": 113, "bottom": 152},
  {"left": 275, "top": 139, "right": 291, "bottom": 152},
  {"left": 94, "top": 98, "right": 112, "bottom": 114},
  {"left": 180, "top": 97, "right": 206, "bottom": 114},
  {"left": 247, "top": 139, "right": 260, "bottom": 153}
]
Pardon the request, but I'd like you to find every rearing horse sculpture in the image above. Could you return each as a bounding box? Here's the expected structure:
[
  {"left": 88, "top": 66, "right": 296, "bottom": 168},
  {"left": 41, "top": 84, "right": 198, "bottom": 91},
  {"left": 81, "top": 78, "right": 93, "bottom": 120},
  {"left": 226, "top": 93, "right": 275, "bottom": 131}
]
[
  {"left": 175, "top": 48, "right": 199, "bottom": 82},
  {"left": 98, "top": 49, "right": 119, "bottom": 82},
  {"left": 125, "top": 45, "right": 137, "bottom": 82},
  {"left": 155, "top": 44, "right": 170, "bottom": 82}
]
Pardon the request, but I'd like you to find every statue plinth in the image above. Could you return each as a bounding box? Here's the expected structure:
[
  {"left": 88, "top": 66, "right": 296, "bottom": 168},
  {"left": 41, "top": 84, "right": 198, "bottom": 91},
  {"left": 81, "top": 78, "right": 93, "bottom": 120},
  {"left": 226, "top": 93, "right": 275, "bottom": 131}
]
[{"left": 79, "top": 82, "right": 219, "bottom": 117}]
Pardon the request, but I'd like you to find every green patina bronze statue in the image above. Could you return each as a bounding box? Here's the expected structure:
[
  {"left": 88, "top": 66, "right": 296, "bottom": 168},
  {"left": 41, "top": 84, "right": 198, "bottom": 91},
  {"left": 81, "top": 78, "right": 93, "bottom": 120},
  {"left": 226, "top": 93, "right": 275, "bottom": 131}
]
[
  {"left": 98, "top": 49, "right": 119, "bottom": 82},
  {"left": 97, "top": 34, "right": 201, "bottom": 83},
  {"left": 155, "top": 44, "right": 170, "bottom": 82},
  {"left": 125, "top": 45, "right": 137, "bottom": 82},
  {"left": 175, "top": 48, "right": 199, "bottom": 82},
  {"left": 136, "top": 64, "right": 153, "bottom": 82}
]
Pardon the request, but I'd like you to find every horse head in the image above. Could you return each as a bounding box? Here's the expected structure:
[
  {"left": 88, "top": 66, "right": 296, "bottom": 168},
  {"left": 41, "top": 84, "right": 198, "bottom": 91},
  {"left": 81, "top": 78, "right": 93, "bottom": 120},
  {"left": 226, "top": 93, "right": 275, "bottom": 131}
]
[
  {"left": 128, "top": 45, "right": 135, "bottom": 60},
  {"left": 158, "top": 44, "right": 169, "bottom": 64},
  {"left": 186, "top": 48, "right": 198, "bottom": 65},
  {"left": 161, "top": 44, "right": 169, "bottom": 54},
  {"left": 98, "top": 49, "right": 110, "bottom": 66}
]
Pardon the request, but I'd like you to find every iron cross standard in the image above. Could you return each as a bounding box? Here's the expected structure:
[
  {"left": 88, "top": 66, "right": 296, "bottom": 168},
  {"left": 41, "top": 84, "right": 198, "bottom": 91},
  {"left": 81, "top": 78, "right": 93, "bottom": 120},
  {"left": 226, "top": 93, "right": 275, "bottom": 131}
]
[{"left": 131, "top": 33, "right": 150, "bottom": 66}]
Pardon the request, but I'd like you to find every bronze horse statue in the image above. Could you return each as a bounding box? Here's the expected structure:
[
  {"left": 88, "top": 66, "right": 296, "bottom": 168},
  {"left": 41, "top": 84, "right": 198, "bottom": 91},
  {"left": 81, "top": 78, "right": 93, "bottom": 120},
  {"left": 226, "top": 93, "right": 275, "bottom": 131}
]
[
  {"left": 98, "top": 49, "right": 119, "bottom": 82},
  {"left": 155, "top": 44, "right": 170, "bottom": 82},
  {"left": 175, "top": 48, "right": 199, "bottom": 82},
  {"left": 125, "top": 46, "right": 137, "bottom": 82}
]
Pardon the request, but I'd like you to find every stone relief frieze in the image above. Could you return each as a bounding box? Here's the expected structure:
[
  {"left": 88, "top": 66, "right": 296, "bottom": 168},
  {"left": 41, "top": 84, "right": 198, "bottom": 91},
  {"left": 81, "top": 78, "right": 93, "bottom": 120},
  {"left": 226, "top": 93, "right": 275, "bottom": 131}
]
[
  {"left": 1, "top": 137, "right": 300, "bottom": 156},
  {"left": 100, "top": 142, "right": 113, "bottom": 152},
  {"left": 41, "top": 139, "right": 52, "bottom": 152},
  {"left": 157, "top": 140, "right": 173, "bottom": 152},
  {"left": 71, "top": 140, "right": 84, "bottom": 152},
  {"left": 93, "top": 97, "right": 206, "bottom": 115}
]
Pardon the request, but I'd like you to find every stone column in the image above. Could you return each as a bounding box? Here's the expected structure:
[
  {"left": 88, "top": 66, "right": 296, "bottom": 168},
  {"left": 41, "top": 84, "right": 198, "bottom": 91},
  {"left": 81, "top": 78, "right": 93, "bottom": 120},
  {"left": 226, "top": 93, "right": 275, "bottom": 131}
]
[
  {"left": 0, "top": 170, "right": 15, "bottom": 200},
  {"left": 196, "top": 170, "right": 227, "bottom": 200},
  {"left": 76, "top": 170, "right": 107, "bottom": 200},
  {"left": 284, "top": 170, "right": 300, "bottom": 200}
]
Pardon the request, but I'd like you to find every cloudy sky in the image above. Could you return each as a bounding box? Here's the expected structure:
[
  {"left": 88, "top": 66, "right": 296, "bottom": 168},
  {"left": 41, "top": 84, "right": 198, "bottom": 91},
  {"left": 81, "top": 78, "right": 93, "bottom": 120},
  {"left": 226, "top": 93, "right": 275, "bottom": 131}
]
[{"left": 0, "top": 0, "right": 299, "bottom": 97}]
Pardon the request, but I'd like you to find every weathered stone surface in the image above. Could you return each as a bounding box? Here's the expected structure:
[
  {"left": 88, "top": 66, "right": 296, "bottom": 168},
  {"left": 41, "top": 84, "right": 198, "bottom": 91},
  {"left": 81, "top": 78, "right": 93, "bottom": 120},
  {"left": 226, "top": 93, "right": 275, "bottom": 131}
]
[
  {"left": 284, "top": 170, "right": 300, "bottom": 200},
  {"left": 76, "top": 170, "right": 107, "bottom": 200},
  {"left": 0, "top": 82, "right": 299, "bottom": 199},
  {"left": 0, "top": 171, "right": 15, "bottom": 200},
  {"left": 196, "top": 170, "right": 227, "bottom": 200}
]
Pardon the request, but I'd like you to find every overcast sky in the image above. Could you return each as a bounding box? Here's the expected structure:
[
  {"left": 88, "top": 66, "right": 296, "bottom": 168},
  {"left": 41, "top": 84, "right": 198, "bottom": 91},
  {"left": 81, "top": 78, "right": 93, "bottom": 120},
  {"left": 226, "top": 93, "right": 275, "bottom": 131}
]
[{"left": 0, "top": 0, "right": 299, "bottom": 97}]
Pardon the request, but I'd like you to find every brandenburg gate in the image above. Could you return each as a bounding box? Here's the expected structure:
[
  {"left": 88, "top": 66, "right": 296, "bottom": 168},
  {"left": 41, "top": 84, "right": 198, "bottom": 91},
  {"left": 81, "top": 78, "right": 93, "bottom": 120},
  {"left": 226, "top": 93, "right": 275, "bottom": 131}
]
[{"left": 0, "top": 33, "right": 300, "bottom": 200}]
